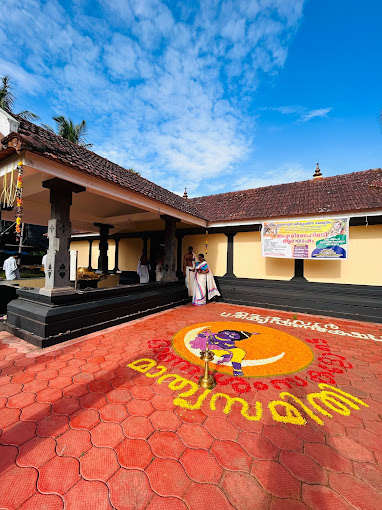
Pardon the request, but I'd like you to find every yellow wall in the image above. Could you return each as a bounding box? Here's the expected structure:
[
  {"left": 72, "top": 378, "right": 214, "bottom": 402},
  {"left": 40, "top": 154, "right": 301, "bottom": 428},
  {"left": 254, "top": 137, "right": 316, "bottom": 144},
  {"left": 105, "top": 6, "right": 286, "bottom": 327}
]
[
  {"left": 182, "top": 234, "right": 227, "bottom": 276},
  {"left": 70, "top": 239, "right": 115, "bottom": 271},
  {"left": 70, "top": 225, "right": 381, "bottom": 285},
  {"left": 119, "top": 238, "right": 144, "bottom": 271},
  {"left": 70, "top": 240, "right": 90, "bottom": 268},
  {"left": 233, "top": 231, "right": 295, "bottom": 280},
  {"left": 305, "top": 225, "right": 382, "bottom": 285}
]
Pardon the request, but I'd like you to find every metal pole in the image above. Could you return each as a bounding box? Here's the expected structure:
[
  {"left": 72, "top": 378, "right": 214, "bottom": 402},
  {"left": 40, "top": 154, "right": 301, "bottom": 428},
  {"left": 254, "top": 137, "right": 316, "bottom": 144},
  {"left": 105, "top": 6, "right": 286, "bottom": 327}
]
[{"left": 18, "top": 223, "right": 24, "bottom": 254}]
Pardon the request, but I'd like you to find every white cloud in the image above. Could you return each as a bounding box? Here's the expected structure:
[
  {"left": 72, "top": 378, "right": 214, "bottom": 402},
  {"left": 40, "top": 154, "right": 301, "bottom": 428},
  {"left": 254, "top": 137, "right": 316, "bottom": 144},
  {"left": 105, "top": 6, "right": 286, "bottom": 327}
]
[
  {"left": 300, "top": 107, "right": 333, "bottom": 122},
  {"left": 0, "top": 0, "right": 306, "bottom": 195},
  {"left": 232, "top": 163, "right": 309, "bottom": 191},
  {"left": 263, "top": 105, "right": 333, "bottom": 122}
]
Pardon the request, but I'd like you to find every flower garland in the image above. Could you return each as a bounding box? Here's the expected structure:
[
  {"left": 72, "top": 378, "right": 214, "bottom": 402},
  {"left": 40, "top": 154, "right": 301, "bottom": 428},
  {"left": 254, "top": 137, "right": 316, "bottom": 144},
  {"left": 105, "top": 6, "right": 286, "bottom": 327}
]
[
  {"left": 15, "top": 161, "right": 24, "bottom": 240},
  {"left": 205, "top": 229, "right": 208, "bottom": 255}
]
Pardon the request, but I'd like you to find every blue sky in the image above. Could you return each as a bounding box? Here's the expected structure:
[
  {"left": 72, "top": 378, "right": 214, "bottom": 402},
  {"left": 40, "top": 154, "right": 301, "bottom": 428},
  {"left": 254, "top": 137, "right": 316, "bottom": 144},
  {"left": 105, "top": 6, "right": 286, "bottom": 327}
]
[{"left": 0, "top": 0, "right": 381, "bottom": 197}]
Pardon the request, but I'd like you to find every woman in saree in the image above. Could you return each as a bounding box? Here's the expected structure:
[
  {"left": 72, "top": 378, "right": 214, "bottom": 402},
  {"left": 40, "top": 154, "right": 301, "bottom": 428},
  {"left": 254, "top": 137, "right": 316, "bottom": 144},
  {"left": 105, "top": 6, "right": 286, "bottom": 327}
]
[{"left": 192, "top": 254, "right": 220, "bottom": 306}]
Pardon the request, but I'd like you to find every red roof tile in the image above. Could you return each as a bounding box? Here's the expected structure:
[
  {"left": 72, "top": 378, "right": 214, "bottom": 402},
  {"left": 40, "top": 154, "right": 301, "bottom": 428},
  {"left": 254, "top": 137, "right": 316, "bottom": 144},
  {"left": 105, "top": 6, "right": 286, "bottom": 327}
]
[
  {"left": 190, "top": 170, "right": 382, "bottom": 222},
  {"left": 1, "top": 116, "right": 204, "bottom": 220},
  {"left": 2, "top": 116, "right": 382, "bottom": 224}
]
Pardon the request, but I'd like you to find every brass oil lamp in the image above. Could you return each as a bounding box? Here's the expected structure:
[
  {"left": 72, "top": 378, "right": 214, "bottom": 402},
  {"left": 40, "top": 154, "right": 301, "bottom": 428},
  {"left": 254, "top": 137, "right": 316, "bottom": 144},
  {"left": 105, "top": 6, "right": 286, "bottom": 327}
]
[{"left": 198, "top": 334, "right": 216, "bottom": 390}]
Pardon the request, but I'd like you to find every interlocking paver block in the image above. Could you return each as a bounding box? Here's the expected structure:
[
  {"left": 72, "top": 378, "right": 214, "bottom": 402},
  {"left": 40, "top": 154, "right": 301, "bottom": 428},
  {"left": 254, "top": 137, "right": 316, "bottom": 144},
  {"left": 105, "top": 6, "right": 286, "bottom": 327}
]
[
  {"left": 108, "top": 469, "right": 154, "bottom": 510},
  {"left": 38, "top": 456, "right": 80, "bottom": 495},
  {"left": 183, "top": 483, "right": 234, "bottom": 510},
  {"left": 116, "top": 437, "right": 153, "bottom": 469},
  {"left": 329, "top": 472, "right": 382, "bottom": 510},
  {"left": 56, "top": 429, "right": 92, "bottom": 458},
  {"left": 211, "top": 440, "right": 252, "bottom": 472},
  {"left": 19, "top": 492, "right": 64, "bottom": 510},
  {"left": 90, "top": 421, "right": 125, "bottom": 448},
  {"left": 180, "top": 448, "right": 223, "bottom": 483},
  {"left": 70, "top": 408, "right": 100, "bottom": 430},
  {"left": 251, "top": 460, "right": 301, "bottom": 499},
  {"left": 1, "top": 302, "right": 382, "bottom": 509},
  {"left": 302, "top": 484, "right": 356, "bottom": 510},
  {"left": 0, "top": 465, "right": 38, "bottom": 508},
  {"left": 64, "top": 479, "right": 112, "bottom": 510},
  {"left": 145, "top": 458, "right": 191, "bottom": 497},
  {"left": 121, "top": 415, "right": 155, "bottom": 439},
  {"left": 17, "top": 436, "right": 56, "bottom": 468},
  {"left": 177, "top": 423, "right": 214, "bottom": 450},
  {"left": 99, "top": 402, "right": 128, "bottom": 423},
  {"left": 149, "top": 431, "right": 186, "bottom": 459},
  {"left": 80, "top": 446, "right": 119, "bottom": 481}
]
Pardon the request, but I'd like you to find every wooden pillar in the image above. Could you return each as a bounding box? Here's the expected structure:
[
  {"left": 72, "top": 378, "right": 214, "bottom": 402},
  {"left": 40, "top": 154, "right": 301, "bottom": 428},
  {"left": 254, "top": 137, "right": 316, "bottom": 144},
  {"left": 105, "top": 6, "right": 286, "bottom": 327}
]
[
  {"left": 223, "top": 232, "right": 236, "bottom": 277},
  {"left": 161, "top": 215, "right": 178, "bottom": 282},
  {"left": 113, "top": 238, "right": 120, "bottom": 273},
  {"left": 94, "top": 223, "right": 114, "bottom": 274},
  {"left": 176, "top": 232, "right": 184, "bottom": 279},
  {"left": 291, "top": 259, "right": 306, "bottom": 281},
  {"left": 40, "top": 178, "right": 85, "bottom": 296},
  {"left": 88, "top": 239, "right": 93, "bottom": 270}
]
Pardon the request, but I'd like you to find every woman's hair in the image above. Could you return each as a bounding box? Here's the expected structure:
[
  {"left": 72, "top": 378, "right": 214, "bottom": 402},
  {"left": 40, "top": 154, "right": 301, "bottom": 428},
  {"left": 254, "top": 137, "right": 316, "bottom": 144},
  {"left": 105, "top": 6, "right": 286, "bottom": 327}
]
[{"left": 198, "top": 253, "right": 205, "bottom": 259}]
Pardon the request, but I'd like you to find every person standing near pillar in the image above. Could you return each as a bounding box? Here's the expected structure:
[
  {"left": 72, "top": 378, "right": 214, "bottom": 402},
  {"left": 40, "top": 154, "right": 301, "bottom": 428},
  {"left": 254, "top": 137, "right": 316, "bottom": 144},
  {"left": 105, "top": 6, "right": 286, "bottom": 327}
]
[
  {"left": 137, "top": 250, "right": 150, "bottom": 283},
  {"left": 3, "top": 254, "right": 20, "bottom": 280},
  {"left": 192, "top": 254, "right": 220, "bottom": 306},
  {"left": 183, "top": 245, "right": 196, "bottom": 296}
]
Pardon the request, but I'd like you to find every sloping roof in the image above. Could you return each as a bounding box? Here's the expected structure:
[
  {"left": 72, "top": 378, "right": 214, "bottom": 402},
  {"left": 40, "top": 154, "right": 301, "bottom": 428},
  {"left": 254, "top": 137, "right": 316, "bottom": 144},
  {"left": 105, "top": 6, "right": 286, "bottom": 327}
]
[
  {"left": 2, "top": 115, "right": 381, "bottom": 225},
  {"left": 1, "top": 116, "right": 204, "bottom": 220},
  {"left": 191, "top": 169, "right": 382, "bottom": 222}
]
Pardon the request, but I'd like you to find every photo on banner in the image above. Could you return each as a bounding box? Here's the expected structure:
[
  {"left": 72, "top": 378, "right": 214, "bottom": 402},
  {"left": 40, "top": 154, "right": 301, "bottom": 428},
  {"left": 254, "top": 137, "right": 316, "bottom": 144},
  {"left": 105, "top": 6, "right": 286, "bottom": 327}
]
[{"left": 261, "top": 218, "right": 349, "bottom": 259}]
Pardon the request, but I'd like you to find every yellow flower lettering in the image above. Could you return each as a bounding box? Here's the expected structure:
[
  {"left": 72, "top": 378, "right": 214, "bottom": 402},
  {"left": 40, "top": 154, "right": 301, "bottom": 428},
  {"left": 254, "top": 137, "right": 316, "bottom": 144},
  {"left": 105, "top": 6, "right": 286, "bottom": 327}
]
[
  {"left": 210, "top": 393, "right": 262, "bottom": 421},
  {"left": 279, "top": 392, "right": 324, "bottom": 426},
  {"left": 127, "top": 358, "right": 157, "bottom": 373},
  {"left": 268, "top": 400, "right": 306, "bottom": 425}
]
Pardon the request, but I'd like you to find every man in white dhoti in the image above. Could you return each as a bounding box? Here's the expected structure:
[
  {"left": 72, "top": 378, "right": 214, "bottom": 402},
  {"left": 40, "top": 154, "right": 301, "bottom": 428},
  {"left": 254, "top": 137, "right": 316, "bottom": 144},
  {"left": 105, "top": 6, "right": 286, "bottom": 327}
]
[
  {"left": 3, "top": 254, "right": 20, "bottom": 281},
  {"left": 183, "top": 246, "right": 196, "bottom": 297},
  {"left": 137, "top": 251, "right": 150, "bottom": 283},
  {"left": 192, "top": 254, "right": 220, "bottom": 306}
]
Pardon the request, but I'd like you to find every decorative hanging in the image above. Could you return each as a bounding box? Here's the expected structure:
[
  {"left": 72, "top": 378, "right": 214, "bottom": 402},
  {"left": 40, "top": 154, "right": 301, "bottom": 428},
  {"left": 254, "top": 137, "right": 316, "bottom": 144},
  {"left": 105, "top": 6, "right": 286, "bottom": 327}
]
[
  {"left": 0, "top": 163, "right": 17, "bottom": 208},
  {"left": 205, "top": 229, "right": 208, "bottom": 255},
  {"left": 15, "top": 161, "right": 24, "bottom": 240}
]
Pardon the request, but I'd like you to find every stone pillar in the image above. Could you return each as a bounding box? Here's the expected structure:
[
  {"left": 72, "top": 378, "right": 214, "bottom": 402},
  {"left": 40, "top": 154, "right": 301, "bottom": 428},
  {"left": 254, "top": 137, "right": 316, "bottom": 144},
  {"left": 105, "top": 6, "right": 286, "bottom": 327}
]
[
  {"left": 88, "top": 239, "right": 93, "bottom": 270},
  {"left": 175, "top": 232, "right": 184, "bottom": 279},
  {"left": 40, "top": 178, "right": 85, "bottom": 296},
  {"left": 113, "top": 238, "right": 120, "bottom": 273},
  {"left": 291, "top": 259, "right": 306, "bottom": 281},
  {"left": 223, "top": 232, "right": 236, "bottom": 277},
  {"left": 94, "top": 223, "right": 114, "bottom": 274},
  {"left": 161, "top": 215, "right": 178, "bottom": 282}
]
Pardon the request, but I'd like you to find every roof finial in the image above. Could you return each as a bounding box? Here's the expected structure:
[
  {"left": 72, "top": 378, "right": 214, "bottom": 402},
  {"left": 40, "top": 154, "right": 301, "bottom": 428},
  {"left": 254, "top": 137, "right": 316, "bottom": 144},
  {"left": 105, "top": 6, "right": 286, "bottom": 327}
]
[
  {"left": 183, "top": 187, "right": 188, "bottom": 199},
  {"left": 313, "top": 162, "right": 322, "bottom": 179}
]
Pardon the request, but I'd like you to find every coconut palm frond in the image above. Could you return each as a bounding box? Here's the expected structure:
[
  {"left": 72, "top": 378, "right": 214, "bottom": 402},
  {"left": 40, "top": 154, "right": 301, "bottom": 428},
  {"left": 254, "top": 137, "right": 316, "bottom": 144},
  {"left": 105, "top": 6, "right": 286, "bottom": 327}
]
[
  {"left": 17, "top": 110, "right": 40, "bottom": 121},
  {"left": 52, "top": 115, "right": 92, "bottom": 147},
  {"left": 0, "top": 75, "right": 15, "bottom": 111}
]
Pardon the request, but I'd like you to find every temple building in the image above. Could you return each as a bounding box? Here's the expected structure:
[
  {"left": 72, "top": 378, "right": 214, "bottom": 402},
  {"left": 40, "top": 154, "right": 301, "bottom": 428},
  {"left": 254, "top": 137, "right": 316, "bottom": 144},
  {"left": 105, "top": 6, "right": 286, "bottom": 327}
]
[{"left": 1, "top": 107, "right": 382, "bottom": 346}]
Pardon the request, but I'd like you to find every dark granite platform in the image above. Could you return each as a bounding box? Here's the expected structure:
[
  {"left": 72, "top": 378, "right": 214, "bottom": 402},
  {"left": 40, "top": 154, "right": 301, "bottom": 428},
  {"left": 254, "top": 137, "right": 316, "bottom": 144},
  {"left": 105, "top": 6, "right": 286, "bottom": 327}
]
[
  {"left": 215, "top": 276, "right": 382, "bottom": 324},
  {"left": 3, "top": 281, "right": 189, "bottom": 347}
]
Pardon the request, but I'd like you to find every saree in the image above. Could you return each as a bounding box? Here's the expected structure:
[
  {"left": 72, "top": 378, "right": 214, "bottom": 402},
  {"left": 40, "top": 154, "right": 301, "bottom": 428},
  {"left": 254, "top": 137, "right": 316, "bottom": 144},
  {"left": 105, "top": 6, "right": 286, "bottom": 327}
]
[{"left": 192, "top": 260, "right": 220, "bottom": 306}]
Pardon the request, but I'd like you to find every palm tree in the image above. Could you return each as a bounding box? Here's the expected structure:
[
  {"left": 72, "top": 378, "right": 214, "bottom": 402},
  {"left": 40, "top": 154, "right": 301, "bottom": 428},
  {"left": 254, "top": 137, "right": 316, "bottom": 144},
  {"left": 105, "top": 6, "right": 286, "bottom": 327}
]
[
  {"left": 42, "top": 116, "right": 92, "bottom": 148},
  {"left": 0, "top": 75, "right": 39, "bottom": 121}
]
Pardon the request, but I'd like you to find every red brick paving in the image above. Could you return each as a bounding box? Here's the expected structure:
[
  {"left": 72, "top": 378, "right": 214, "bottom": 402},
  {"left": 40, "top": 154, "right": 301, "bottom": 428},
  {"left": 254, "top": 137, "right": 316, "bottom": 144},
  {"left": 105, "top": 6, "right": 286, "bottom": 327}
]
[{"left": 0, "top": 301, "right": 382, "bottom": 509}]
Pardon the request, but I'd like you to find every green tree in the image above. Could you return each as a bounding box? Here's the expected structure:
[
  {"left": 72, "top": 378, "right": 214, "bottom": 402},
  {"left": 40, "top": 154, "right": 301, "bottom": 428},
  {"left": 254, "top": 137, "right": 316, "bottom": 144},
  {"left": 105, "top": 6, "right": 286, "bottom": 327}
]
[
  {"left": 42, "top": 116, "right": 92, "bottom": 148},
  {"left": 0, "top": 75, "right": 39, "bottom": 121}
]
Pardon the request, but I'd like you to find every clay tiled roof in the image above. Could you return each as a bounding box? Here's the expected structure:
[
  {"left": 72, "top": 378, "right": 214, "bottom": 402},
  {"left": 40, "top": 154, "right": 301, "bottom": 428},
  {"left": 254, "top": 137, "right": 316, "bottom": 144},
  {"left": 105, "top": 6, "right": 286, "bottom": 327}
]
[
  {"left": 191, "top": 169, "right": 382, "bottom": 222},
  {"left": 1, "top": 116, "right": 204, "bottom": 220},
  {"left": 2, "top": 115, "right": 382, "bottom": 225}
]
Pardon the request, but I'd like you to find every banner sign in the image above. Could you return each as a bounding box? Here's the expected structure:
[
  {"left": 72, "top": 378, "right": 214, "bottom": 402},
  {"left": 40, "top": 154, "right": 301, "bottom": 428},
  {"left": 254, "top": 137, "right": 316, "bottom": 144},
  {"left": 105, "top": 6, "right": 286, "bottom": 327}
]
[{"left": 261, "top": 218, "right": 349, "bottom": 259}]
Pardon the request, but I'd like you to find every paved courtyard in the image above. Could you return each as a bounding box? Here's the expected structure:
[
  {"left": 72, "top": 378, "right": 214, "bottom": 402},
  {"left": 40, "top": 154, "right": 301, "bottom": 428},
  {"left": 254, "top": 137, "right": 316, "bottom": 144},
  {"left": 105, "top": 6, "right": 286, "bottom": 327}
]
[{"left": 0, "top": 302, "right": 382, "bottom": 510}]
